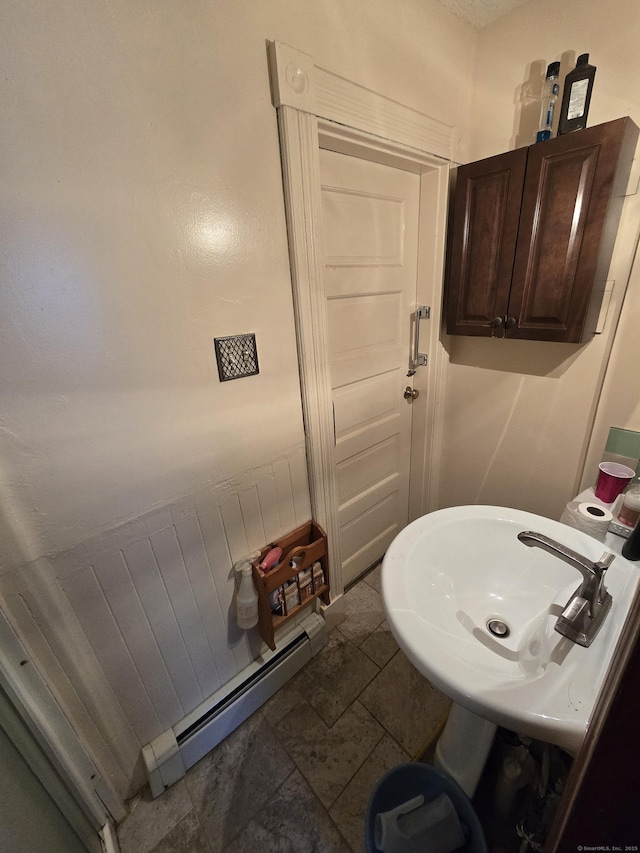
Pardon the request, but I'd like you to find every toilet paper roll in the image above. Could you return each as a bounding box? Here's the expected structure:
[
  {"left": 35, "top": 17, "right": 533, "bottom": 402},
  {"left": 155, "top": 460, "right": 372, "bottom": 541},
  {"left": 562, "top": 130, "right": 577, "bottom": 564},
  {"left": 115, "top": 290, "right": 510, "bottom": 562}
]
[{"left": 560, "top": 501, "right": 613, "bottom": 542}]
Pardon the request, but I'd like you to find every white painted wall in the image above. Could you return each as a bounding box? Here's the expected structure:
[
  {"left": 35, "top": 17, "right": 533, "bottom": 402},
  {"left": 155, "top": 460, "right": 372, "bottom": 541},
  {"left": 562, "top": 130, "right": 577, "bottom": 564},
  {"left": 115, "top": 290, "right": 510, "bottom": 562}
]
[
  {"left": 582, "top": 231, "right": 640, "bottom": 489},
  {"left": 1, "top": 2, "right": 298, "bottom": 570},
  {"left": 1, "top": 0, "right": 477, "bottom": 799},
  {"left": 470, "top": 0, "right": 640, "bottom": 161},
  {"left": 0, "top": 0, "right": 476, "bottom": 573},
  {"left": 440, "top": 0, "right": 640, "bottom": 520}
]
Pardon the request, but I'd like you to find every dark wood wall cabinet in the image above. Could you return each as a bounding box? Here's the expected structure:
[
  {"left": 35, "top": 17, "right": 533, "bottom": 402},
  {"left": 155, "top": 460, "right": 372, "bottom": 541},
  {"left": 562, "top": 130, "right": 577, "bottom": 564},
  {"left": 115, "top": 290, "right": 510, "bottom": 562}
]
[{"left": 445, "top": 117, "right": 639, "bottom": 342}]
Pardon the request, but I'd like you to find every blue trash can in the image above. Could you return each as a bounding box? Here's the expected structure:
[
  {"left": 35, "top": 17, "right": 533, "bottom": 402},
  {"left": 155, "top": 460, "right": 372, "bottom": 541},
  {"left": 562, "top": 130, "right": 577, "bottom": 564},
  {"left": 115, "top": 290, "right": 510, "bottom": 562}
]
[{"left": 365, "top": 762, "right": 488, "bottom": 853}]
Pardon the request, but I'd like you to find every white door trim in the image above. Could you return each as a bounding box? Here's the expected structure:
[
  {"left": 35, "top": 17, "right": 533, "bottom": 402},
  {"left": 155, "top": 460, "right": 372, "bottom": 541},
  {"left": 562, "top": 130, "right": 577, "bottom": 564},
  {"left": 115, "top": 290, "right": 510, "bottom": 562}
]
[
  {"left": 268, "top": 41, "right": 465, "bottom": 163},
  {"left": 0, "top": 607, "right": 125, "bottom": 828},
  {"left": 270, "top": 42, "right": 454, "bottom": 598}
]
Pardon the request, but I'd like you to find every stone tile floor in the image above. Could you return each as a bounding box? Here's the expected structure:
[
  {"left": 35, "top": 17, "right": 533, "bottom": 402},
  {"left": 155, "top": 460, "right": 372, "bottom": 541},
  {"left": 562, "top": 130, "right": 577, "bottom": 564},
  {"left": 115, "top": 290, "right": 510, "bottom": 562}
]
[{"left": 116, "top": 564, "right": 452, "bottom": 853}]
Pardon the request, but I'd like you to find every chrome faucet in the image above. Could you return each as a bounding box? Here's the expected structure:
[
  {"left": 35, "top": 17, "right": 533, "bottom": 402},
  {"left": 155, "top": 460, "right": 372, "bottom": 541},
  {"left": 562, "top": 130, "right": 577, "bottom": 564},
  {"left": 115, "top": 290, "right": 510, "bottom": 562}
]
[{"left": 518, "top": 531, "right": 615, "bottom": 647}]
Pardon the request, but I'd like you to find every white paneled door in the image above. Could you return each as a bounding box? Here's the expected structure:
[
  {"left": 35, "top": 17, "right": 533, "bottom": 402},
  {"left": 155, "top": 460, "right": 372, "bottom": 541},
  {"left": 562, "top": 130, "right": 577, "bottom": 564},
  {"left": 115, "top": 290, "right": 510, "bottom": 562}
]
[{"left": 320, "top": 149, "right": 421, "bottom": 586}]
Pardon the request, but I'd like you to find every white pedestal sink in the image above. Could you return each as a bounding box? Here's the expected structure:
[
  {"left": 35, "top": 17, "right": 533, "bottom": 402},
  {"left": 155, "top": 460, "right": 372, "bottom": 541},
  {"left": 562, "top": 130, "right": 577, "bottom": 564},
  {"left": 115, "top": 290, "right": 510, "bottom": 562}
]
[
  {"left": 434, "top": 703, "right": 497, "bottom": 796},
  {"left": 382, "top": 506, "right": 640, "bottom": 794}
]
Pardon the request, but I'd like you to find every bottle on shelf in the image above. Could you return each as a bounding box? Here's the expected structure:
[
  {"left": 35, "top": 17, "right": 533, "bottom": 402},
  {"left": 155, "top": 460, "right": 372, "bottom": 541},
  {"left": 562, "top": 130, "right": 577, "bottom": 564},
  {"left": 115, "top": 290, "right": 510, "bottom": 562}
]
[
  {"left": 536, "top": 61, "right": 560, "bottom": 143},
  {"left": 622, "top": 518, "right": 640, "bottom": 561},
  {"left": 617, "top": 475, "right": 640, "bottom": 529},
  {"left": 558, "top": 54, "right": 597, "bottom": 135}
]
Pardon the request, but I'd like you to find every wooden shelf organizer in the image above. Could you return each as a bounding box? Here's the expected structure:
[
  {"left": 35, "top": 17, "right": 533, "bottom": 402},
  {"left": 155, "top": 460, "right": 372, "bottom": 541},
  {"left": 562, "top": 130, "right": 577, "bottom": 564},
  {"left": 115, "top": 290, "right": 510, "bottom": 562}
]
[{"left": 252, "top": 521, "right": 330, "bottom": 650}]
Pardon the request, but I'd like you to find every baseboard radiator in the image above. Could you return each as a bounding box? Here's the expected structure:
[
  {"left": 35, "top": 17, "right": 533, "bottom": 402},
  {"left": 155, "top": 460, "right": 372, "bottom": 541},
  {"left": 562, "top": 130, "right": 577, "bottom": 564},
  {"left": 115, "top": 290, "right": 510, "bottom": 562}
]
[{"left": 142, "top": 613, "right": 327, "bottom": 798}]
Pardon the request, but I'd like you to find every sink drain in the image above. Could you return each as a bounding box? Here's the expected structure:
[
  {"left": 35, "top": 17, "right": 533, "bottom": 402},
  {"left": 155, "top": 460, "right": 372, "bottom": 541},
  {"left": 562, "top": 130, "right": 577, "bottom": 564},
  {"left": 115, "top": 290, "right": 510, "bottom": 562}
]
[{"left": 487, "top": 619, "right": 510, "bottom": 638}]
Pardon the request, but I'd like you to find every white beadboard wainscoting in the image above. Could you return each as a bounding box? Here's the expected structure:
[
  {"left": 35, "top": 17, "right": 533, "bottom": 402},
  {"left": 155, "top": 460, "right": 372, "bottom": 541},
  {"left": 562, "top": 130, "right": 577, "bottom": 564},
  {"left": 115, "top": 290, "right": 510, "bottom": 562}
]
[{"left": 0, "top": 447, "right": 312, "bottom": 802}]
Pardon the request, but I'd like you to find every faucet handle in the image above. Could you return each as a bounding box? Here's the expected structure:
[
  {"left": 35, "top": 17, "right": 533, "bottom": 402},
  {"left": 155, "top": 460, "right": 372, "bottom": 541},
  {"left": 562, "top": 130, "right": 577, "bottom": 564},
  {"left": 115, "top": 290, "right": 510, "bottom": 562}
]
[
  {"left": 561, "top": 595, "right": 590, "bottom": 623},
  {"left": 594, "top": 552, "right": 615, "bottom": 573}
]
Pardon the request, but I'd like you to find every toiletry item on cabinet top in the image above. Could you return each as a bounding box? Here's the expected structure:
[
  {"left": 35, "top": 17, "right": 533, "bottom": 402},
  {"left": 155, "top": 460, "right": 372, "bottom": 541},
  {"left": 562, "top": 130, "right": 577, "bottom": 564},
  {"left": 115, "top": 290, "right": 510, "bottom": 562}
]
[
  {"left": 536, "top": 61, "right": 560, "bottom": 142},
  {"left": 558, "top": 54, "right": 596, "bottom": 135}
]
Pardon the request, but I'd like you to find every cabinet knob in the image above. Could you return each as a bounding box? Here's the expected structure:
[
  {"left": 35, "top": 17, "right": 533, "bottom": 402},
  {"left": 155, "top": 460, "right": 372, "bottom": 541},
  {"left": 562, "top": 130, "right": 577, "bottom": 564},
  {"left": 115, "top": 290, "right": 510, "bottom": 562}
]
[
  {"left": 490, "top": 316, "right": 504, "bottom": 338},
  {"left": 505, "top": 315, "right": 517, "bottom": 329}
]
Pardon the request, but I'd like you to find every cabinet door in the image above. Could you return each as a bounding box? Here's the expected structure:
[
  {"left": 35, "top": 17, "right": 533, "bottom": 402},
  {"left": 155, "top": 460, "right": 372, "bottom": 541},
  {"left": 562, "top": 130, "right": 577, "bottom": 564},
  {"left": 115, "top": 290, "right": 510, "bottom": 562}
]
[
  {"left": 446, "top": 148, "right": 527, "bottom": 336},
  {"left": 508, "top": 119, "right": 635, "bottom": 342}
]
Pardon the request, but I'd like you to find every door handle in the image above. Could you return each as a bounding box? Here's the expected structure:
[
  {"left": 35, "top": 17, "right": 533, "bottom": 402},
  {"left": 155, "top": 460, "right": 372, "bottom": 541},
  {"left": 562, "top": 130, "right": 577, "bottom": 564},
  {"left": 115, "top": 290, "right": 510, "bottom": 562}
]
[
  {"left": 408, "top": 305, "right": 430, "bottom": 375},
  {"left": 404, "top": 386, "right": 419, "bottom": 401}
]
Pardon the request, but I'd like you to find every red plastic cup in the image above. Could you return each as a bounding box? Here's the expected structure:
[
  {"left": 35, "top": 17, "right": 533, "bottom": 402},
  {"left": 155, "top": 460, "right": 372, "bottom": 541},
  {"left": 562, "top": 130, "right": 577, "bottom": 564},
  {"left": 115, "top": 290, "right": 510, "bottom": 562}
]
[{"left": 594, "top": 462, "right": 635, "bottom": 503}]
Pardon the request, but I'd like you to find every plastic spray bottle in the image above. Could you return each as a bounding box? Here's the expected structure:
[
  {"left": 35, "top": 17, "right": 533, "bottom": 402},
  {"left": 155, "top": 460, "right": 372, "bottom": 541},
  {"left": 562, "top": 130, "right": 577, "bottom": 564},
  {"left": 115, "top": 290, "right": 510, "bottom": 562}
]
[{"left": 235, "top": 560, "right": 259, "bottom": 629}]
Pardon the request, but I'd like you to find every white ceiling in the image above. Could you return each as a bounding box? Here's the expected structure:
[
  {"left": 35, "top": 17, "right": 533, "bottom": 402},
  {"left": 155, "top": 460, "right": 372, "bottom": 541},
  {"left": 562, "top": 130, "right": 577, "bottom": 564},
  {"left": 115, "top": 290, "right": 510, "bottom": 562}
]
[{"left": 439, "top": 0, "right": 533, "bottom": 28}]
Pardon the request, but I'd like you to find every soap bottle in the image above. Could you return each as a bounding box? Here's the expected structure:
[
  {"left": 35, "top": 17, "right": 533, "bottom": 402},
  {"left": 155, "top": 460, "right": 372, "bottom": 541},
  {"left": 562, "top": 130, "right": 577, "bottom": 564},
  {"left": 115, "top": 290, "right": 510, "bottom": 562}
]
[
  {"left": 536, "top": 61, "right": 560, "bottom": 142},
  {"left": 558, "top": 54, "right": 597, "bottom": 135},
  {"left": 235, "top": 560, "right": 259, "bottom": 629},
  {"left": 622, "top": 519, "right": 640, "bottom": 561}
]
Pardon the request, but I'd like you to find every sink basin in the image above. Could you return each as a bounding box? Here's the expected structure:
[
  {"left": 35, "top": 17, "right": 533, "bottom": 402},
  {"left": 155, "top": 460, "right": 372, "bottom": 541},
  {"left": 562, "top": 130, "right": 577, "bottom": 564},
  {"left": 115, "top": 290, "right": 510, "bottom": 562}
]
[{"left": 382, "top": 505, "right": 639, "bottom": 754}]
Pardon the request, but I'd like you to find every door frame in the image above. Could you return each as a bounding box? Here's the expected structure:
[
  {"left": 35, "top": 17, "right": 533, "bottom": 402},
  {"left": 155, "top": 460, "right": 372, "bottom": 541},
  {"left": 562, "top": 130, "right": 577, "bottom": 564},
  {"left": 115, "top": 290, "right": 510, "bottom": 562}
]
[
  {"left": 0, "top": 680, "right": 102, "bottom": 853},
  {"left": 268, "top": 41, "right": 458, "bottom": 598},
  {"left": 0, "top": 605, "right": 125, "bottom": 840}
]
